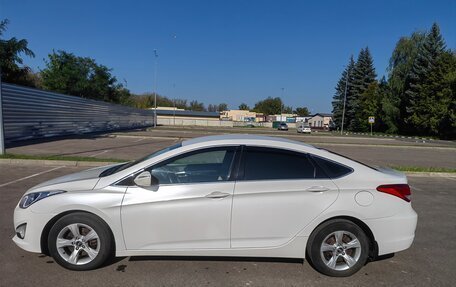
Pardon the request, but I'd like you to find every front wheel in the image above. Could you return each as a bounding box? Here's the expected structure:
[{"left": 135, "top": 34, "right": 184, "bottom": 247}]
[
  {"left": 48, "top": 212, "right": 113, "bottom": 270},
  {"left": 306, "top": 219, "right": 370, "bottom": 277}
]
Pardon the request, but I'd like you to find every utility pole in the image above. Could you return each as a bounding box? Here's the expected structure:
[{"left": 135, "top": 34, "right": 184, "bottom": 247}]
[
  {"left": 153, "top": 49, "right": 158, "bottom": 128},
  {"left": 340, "top": 68, "right": 349, "bottom": 135}
]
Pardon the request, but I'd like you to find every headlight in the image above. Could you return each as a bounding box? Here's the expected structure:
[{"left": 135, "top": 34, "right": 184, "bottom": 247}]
[{"left": 19, "top": 190, "right": 66, "bottom": 209}]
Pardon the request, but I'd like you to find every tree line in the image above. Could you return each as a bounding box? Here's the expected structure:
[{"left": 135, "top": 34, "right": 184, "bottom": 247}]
[{"left": 332, "top": 23, "right": 455, "bottom": 139}]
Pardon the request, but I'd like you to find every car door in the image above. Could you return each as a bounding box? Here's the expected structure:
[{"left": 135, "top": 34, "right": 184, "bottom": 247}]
[
  {"left": 121, "top": 146, "right": 238, "bottom": 250},
  {"left": 231, "top": 146, "right": 339, "bottom": 248}
]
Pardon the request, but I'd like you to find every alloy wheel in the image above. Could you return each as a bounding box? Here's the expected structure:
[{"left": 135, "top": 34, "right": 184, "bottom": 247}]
[
  {"left": 56, "top": 223, "right": 100, "bottom": 265},
  {"left": 320, "top": 230, "right": 362, "bottom": 271}
]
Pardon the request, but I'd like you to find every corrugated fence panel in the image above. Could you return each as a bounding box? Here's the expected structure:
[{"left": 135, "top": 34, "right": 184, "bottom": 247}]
[{"left": 1, "top": 83, "right": 154, "bottom": 143}]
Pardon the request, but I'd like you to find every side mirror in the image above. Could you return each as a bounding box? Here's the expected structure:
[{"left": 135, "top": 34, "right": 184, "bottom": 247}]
[
  {"left": 134, "top": 171, "right": 152, "bottom": 186},
  {"left": 134, "top": 171, "right": 159, "bottom": 190}
]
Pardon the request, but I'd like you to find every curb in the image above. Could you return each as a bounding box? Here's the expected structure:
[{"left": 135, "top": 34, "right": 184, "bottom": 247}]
[
  {"left": 0, "top": 158, "right": 118, "bottom": 167},
  {"left": 1, "top": 158, "right": 455, "bottom": 178}
]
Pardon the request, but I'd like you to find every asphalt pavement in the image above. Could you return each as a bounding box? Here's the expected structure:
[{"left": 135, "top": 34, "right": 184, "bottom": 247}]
[
  {"left": 0, "top": 164, "right": 455, "bottom": 287},
  {"left": 5, "top": 127, "right": 456, "bottom": 168}
]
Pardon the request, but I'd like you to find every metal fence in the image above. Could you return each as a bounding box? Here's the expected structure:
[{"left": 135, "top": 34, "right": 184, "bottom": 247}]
[{"left": 0, "top": 83, "right": 155, "bottom": 147}]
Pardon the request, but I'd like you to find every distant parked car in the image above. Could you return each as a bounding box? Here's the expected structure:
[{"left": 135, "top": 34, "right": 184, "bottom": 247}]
[
  {"left": 277, "top": 122, "right": 288, "bottom": 131},
  {"left": 297, "top": 122, "right": 311, "bottom": 134}
]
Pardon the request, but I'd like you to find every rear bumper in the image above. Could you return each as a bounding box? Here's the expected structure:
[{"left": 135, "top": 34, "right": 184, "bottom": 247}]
[{"left": 365, "top": 206, "right": 418, "bottom": 255}]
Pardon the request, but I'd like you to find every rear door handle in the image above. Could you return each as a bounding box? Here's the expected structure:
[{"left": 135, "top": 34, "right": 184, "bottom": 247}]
[
  {"left": 306, "top": 186, "right": 330, "bottom": 192},
  {"left": 205, "top": 191, "right": 231, "bottom": 199}
]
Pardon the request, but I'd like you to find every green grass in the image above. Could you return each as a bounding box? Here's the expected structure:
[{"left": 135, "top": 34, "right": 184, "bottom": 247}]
[
  {"left": 390, "top": 166, "right": 456, "bottom": 173},
  {"left": 0, "top": 153, "right": 124, "bottom": 163}
]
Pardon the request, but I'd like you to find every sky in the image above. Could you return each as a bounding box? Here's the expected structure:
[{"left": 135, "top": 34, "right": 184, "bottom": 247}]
[{"left": 1, "top": 0, "right": 455, "bottom": 113}]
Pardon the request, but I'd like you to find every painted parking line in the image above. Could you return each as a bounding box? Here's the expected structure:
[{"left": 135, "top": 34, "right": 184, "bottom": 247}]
[
  {"left": 0, "top": 166, "right": 64, "bottom": 188},
  {"left": 89, "top": 150, "right": 111, "bottom": 157}
]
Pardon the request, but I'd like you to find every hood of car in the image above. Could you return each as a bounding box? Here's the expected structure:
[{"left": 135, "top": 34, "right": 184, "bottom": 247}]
[{"left": 26, "top": 163, "right": 123, "bottom": 193}]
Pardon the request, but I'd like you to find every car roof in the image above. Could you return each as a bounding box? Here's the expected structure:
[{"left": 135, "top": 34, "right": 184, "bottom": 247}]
[{"left": 182, "top": 134, "right": 315, "bottom": 149}]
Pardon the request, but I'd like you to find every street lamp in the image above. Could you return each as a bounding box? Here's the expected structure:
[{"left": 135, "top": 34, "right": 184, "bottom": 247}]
[
  {"left": 340, "top": 67, "right": 349, "bottom": 135},
  {"left": 172, "top": 83, "right": 176, "bottom": 126},
  {"left": 280, "top": 87, "right": 284, "bottom": 122},
  {"left": 153, "top": 49, "right": 158, "bottom": 128}
]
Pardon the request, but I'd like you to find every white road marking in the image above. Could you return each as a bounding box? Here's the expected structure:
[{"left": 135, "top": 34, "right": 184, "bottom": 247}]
[
  {"left": 133, "top": 137, "right": 146, "bottom": 142},
  {"left": 89, "top": 150, "right": 110, "bottom": 157},
  {"left": 0, "top": 166, "right": 64, "bottom": 188}
]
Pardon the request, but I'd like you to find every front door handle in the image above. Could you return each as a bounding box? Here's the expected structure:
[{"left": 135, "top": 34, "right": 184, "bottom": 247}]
[
  {"left": 306, "top": 186, "right": 330, "bottom": 192},
  {"left": 205, "top": 191, "right": 231, "bottom": 199}
]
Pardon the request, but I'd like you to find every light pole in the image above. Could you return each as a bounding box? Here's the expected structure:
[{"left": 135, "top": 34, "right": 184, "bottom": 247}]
[
  {"left": 280, "top": 87, "right": 284, "bottom": 122},
  {"left": 172, "top": 83, "right": 176, "bottom": 126},
  {"left": 340, "top": 67, "right": 349, "bottom": 135},
  {"left": 153, "top": 49, "right": 158, "bottom": 128}
]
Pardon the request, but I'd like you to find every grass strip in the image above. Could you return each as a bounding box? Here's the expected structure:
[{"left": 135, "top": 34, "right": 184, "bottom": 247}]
[{"left": 390, "top": 166, "right": 456, "bottom": 173}]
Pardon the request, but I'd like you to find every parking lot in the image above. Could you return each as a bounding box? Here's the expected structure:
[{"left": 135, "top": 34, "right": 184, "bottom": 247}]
[
  {"left": 1, "top": 128, "right": 456, "bottom": 286},
  {"left": 0, "top": 163, "right": 455, "bottom": 286},
  {"left": 5, "top": 127, "right": 456, "bottom": 168}
]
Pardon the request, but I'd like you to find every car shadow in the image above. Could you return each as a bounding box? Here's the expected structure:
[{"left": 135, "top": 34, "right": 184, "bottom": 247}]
[{"left": 128, "top": 255, "right": 303, "bottom": 264}]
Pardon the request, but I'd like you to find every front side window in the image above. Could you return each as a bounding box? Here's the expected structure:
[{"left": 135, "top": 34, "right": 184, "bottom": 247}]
[
  {"left": 148, "top": 147, "right": 236, "bottom": 184},
  {"left": 242, "top": 147, "right": 326, "bottom": 180}
]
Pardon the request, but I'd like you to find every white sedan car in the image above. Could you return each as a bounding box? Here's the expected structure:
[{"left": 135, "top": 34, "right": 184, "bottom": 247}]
[{"left": 13, "top": 135, "right": 417, "bottom": 277}]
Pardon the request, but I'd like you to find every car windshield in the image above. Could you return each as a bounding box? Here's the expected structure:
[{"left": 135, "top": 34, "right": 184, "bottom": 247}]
[{"left": 99, "top": 143, "right": 182, "bottom": 177}]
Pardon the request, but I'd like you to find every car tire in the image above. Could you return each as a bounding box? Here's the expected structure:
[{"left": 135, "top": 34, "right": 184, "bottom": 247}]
[
  {"left": 48, "top": 212, "right": 113, "bottom": 270},
  {"left": 306, "top": 219, "right": 369, "bottom": 277}
]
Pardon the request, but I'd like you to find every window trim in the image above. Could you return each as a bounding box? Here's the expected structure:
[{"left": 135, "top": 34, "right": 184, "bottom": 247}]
[{"left": 237, "top": 145, "right": 328, "bottom": 182}]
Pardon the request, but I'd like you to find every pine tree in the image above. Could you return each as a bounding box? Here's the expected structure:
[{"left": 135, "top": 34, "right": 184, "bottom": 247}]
[
  {"left": 332, "top": 56, "right": 355, "bottom": 131},
  {"left": 405, "top": 23, "right": 447, "bottom": 135},
  {"left": 378, "top": 77, "right": 400, "bottom": 134},
  {"left": 387, "top": 32, "right": 426, "bottom": 134},
  {"left": 350, "top": 47, "right": 377, "bottom": 131}
]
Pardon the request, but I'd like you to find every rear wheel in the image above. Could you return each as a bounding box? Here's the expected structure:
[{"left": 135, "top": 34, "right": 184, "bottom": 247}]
[
  {"left": 48, "top": 212, "right": 113, "bottom": 270},
  {"left": 307, "top": 219, "right": 369, "bottom": 277}
]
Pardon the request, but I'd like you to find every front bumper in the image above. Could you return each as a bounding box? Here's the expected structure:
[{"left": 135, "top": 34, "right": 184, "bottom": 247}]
[
  {"left": 365, "top": 205, "right": 418, "bottom": 255},
  {"left": 13, "top": 206, "right": 55, "bottom": 253}
]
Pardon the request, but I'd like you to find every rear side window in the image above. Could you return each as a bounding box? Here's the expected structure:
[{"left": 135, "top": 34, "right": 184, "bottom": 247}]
[
  {"left": 242, "top": 147, "right": 326, "bottom": 180},
  {"left": 311, "top": 155, "right": 353, "bottom": 178}
]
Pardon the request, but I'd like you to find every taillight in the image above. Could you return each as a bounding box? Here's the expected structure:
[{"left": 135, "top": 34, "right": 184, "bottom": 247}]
[{"left": 376, "top": 184, "right": 411, "bottom": 202}]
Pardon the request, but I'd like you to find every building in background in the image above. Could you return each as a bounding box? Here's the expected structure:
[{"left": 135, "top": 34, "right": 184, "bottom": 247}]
[
  {"left": 220, "top": 110, "right": 257, "bottom": 122},
  {"left": 151, "top": 107, "right": 220, "bottom": 122},
  {"left": 267, "top": 114, "right": 297, "bottom": 123},
  {"left": 295, "top": 116, "right": 312, "bottom": 123},
  {"left": 255, "top": 113, "right": 266, "bottom": 122},
  {"left": 308, "top": 113, "right": 333, "bottom": 130}
]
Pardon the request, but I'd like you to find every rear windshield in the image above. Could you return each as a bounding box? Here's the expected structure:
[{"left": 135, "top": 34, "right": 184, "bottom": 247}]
[{"left": 99, "top": 143, "right": 182, "bottom": 177}]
